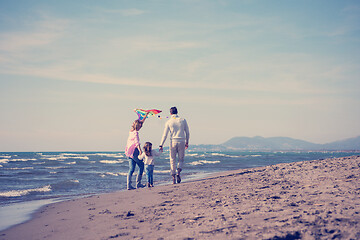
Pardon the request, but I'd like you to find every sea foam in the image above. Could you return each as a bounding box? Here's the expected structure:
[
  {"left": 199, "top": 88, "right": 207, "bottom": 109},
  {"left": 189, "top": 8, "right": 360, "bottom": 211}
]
[
  {"left": 0, "top": 185, "right": 52, "bottom": 198},
  {"left": 93, "top": 153, "right": 125, "bottom": 158},
  {"left": 9, "top": 159, "right": 37, "bottom": 162},
  {"left": 211, "top": 153, "right": 240, "bottom": 158},
  {"left": 99, "top": 172, "right": 127, "bottom": 178},
  {"left": 99, "top": 160, "right": 125, "bottom": 164},
  {"left": 6, "top": 167, "right": 34, "bottom": 170},
  {"left": 189, "top": 160, "right": 221, "bottom": 166},
  {"left": 0, "top": 159, "right": 9, "bottom": 164}
]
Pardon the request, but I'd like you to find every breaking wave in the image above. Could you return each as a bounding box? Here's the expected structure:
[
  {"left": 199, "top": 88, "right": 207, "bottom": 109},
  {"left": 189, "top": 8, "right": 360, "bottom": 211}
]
[
  {"left": 189, "top": 160, "right": 221, "bottom": 166},
  {"left": 0, "top": 185, "right": 52, "bottom": 198},
  {"left": 211, "top": 153, "right": 240, "bottom": 158},
  {"left": 99, "top": 160, "right": 125, "bottom": 164},
  {"left": 99, "top": 172, "right": 127, "bottom": 178}
]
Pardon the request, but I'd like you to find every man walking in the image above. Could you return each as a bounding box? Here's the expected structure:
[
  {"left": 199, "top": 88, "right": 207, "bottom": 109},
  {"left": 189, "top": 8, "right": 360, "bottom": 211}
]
[{"left": 159, "top": 107, "right": 190, "bottom": 184}]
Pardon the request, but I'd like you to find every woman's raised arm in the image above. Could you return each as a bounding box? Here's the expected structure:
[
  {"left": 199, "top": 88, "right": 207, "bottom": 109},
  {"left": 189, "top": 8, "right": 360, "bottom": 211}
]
[{"left": 139, "top": 112, "right": 150, "bottom": 123}]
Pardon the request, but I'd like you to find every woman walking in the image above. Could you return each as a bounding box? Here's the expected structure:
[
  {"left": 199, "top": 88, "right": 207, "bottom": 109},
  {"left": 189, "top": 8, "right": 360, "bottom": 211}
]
[{"left": 125, "top": 112, "right": 149, "bottom": 190}]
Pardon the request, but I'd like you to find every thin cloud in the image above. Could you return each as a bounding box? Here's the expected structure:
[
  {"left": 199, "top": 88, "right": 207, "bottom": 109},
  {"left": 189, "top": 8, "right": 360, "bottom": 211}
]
[
  {"left": 0, "top": 6, "right": 357, "bottom": 97},
  {"left": 342, "top": 4, "right": 360, "bottom": 14},
  {"left": 0, "top": 32, "right": 59, "bottom": 51},
  {"left": 0, "top": 16, "right": 69, "bottom": 52},
  {"left": 109, "top": 36, "right": 206, "bottom": 52},
  {"left": 98, "top": 8, "right": 145, "bottom": 16},
  {"left": 0, "top": 62, "right": 342, "bottom": 96}
]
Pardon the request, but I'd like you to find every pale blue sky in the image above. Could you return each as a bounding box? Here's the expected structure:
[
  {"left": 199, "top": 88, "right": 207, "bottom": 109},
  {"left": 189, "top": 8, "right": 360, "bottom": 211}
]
[{"left": 0, "top": 0, "right": 359, "bottom": 151}]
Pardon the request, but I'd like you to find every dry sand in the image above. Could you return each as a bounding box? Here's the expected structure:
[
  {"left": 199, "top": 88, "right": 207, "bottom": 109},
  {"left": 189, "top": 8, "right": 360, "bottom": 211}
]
[{"left": 1, "top": 155, "right": 359, "bottom": 240}]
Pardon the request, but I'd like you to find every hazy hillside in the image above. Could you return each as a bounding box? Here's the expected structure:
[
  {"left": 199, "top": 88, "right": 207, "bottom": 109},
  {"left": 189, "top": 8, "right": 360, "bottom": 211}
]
[
  {"left": 221, "top": 136, "right": 360, "bottom": 151},
  {"left": 222, "top": 136, "right": 320, "bottom": 151},
  {"left": 321, "top": 136, "right": 360, "bottom": 150},
  {"left": 190, "top": 136, "right": 360, "bottom": 151}
]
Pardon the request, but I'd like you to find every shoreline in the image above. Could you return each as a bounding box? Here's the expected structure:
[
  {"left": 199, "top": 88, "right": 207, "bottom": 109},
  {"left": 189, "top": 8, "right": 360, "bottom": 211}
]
[
  {"left": 1, "top": 156, "right": 359, "bottom": 239},
  {"left": 0, "top": 171, "right": 217, "bottom": 232},
  {"left": 0, "top": 195, "right": 96, "bottom": 232},
  {"left": 0, "top": 199, "right": 61, "bottom": 232}
]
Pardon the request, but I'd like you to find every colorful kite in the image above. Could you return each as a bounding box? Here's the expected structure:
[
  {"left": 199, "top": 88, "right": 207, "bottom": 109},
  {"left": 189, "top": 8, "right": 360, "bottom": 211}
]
[{"left": 134, "top": 108, "right": 162, "bottom": 121}]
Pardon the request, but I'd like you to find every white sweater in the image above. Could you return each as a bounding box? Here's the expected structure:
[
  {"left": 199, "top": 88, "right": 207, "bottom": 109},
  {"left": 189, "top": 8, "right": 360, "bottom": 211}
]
[
  {"left": 138, "top": 150, "right": 160, "bottom": 165},
  {"left": 160, "top": 114, "right": 190, "bottom": 146}
]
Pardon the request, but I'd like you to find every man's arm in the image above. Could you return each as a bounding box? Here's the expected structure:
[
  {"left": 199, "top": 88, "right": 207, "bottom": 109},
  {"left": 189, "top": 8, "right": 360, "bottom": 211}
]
[
  {"left": 159, "top": 122, "right": 170, "bottom": 151},
  {"left": 184, "top": 119, "right": 190, "bottom": 149}
]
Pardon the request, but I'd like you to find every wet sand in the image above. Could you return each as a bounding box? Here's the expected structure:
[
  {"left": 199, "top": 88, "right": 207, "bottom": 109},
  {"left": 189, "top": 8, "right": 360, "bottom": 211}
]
[{"left": 1, "top": 155, "right": 359, "bottom": 240}]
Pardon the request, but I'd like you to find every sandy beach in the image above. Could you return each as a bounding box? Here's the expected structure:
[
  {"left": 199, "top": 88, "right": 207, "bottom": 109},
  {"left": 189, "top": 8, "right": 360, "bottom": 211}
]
[{"left": 1, "top": 155, "right": 359, "bottom": 240}]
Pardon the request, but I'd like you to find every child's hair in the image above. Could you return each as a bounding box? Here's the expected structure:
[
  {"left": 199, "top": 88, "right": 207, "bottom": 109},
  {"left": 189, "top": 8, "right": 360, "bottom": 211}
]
[{"left": 143, "top": 142, "right": 152, "bottom": 157}]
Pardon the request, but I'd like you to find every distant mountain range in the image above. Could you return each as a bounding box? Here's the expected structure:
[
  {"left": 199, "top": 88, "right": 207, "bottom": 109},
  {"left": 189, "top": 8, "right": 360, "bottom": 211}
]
[{"left": 190, "top": 136, "right": 360, "bottom": 151}]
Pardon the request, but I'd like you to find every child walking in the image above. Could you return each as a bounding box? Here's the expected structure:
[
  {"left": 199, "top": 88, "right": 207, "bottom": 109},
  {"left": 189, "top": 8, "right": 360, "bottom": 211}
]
[{"left": 138, "top": 142, "right": 160, "bottom": 187}]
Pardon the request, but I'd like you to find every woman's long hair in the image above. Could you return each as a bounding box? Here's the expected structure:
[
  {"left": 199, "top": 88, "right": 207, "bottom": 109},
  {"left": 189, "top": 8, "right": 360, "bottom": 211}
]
[
  {"left": 132, "top": 120, "right": 143, "bottom": 131},
  {"left": 143, "top": 142, "right": 152, "bottom": 157}
]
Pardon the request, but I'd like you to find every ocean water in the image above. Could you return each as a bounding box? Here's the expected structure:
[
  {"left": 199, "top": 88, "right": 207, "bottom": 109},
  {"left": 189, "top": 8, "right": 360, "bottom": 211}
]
[{"left": 0, "top": 150, "right": 359, "bottom": 230}]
